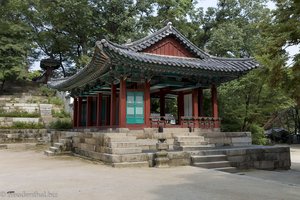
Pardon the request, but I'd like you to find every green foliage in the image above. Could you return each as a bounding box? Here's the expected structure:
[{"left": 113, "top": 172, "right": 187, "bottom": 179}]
[
  {"left": 39, "top": 86, "right": 56, "bottom": 97},
  {"left": 48, "top": 97, "right": 63, "bottom": 106},
  {"left": 52, "top": 110, "right": 70, "bottom": 118},
  {"left": 49, "top": 119, "right": 72, "bottom": 130},
  {"left": 0, "top": 0, "right": 32, "bottom": 90},
  {"left": 27, "top": 70, "right": 42, "bottom": 81},
  {"left": 250, "top": 124, "right": 267, "bottom": 145},
  {"left": 0, "top": 122, "right": 45, "bottom": 129},
  {"left": 0, "top": 109, "right": 40, "bottom": 117}
]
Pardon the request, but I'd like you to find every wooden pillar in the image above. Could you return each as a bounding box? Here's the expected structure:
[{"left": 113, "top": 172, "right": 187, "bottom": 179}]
[
  {"left": 110, "top": 84, "right": 116, "bottom": 126},
  {"left": 73, "top": 97, "right": 78, "bottom": 128},
  {"left": 96, "top": 93, "right": 102, "bottom": 127},
  {"left": 211, "top": 84, "right": 219, "bottom": 128},
  {"left": 77, "top": 97, "right": 82, "bottom": 127},
  {"left": 160, "top": 90, "right": 165, "bottom": 117},
  {"left": 144, "top": 80, "right": 151, "bottom": 127},
  {"left": 86, "top": 96, "right": 92, "bottom": 127},
  {"left": 198, "top": 88, "right": 204, "bottom": 117},
  {"left": 192, "top": 88, "right": 199, "bottom": 128},
  {"left": 119, "top": 77, "right": 126, "bottom": 128},
  {"left": 177, "top": 92, "right": 184, "bottom": 125},
  {"left": 106, "top": 96, "right": 110, "bottom": 126}
]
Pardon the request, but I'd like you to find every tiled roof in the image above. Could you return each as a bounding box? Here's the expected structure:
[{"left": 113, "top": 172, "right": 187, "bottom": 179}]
[
  {"left": 48, "top": 23, "right": 259, "bottom": 91},
  {"left": 101, "top": 39, "right": 258, "bottom": 73},
  {"left": 124, "top": 22, "right": 210, "bottom": 59}
]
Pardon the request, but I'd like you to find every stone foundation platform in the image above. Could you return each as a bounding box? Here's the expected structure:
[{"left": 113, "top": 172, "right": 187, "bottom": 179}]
[{"left": 46, "top": 129, "right": 291, "bottom": 170}]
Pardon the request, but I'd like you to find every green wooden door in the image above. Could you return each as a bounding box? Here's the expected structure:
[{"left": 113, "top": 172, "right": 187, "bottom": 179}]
[{"left": 126, "top": 92, "right": 144, "bottom": 124}]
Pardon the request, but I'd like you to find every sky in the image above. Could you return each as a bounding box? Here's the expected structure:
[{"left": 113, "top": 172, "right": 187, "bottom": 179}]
[{"left": 30, "top": 0, "right": 298, "bottom": 71}]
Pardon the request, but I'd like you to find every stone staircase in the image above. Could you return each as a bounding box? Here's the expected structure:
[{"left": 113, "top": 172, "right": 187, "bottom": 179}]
[
  {"left": 44, "top": 138, "right": 72, "bottom": 156},
  {"left": 191, "top": 150, "right": 237, "bottom": 173},
  {"left": 103, "top": 134, "right": 149, "bottom": 168},
  {"left": 173, "top": 135, "right": 214, "bottom": 151}
]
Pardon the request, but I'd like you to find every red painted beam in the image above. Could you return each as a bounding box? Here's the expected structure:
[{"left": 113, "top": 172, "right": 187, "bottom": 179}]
[
  {"left": 96, "top": 93, "right": 102, "bottom": 127},
  {"left": 110, "top": 84, "right": 116, "bottom": 126},
  {"left": 119, "top": 78, "right": 127, "bottom": 128},
  {"left": 144, "top": 81, "right": 151, "bottom": 127}
]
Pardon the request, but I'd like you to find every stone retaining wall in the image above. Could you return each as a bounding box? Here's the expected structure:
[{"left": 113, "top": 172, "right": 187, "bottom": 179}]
[
  {"left": 225, "top": 146, "right": 291, "bottom": 170},
  {"left": 0, "top": 129, "right": 48, "bottom": 143}
]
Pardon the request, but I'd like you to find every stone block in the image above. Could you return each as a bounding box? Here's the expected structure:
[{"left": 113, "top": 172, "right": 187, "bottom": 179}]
[
  {"left": 227, "top": 155, "right": 246, "bottom": 163},
  {"left": 105, "top": 147, "right": 142, "bottom": 155},
  {"left": 168, "top": 159, "right": 190, "bottom": 166},
  {"left": 231, "top": 137, "right": 252, "bottom": 144},
  {"left": 254, "top": 161, "right": 274, "bottom": 169},
  {"left": 109, "top": 142, "right": 137, "bottom": 148},
  {"left": 12, "top": 118, "right": 39, "bottom": 123},
  {"left": 80, "top": 143, "right": 95, "bottom": 152},
  {"left": 264, "top": 153, "right": 279, "bottom": 160},
  {"left": 225, "top": 149, "right": 247, "bottom": 156},
  {"left": 85, "top": 138, "right": 98, "bottom": 145}
]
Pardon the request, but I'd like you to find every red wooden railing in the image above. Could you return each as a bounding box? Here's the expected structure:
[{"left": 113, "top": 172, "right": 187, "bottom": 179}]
[{"left": 150, "top": 116, "right": 220, "bottom": 128}]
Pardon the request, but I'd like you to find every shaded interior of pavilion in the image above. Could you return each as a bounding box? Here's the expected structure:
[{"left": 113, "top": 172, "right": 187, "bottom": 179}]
[{"left": 72, "top": 79, "right": 220, "bottom": 129}]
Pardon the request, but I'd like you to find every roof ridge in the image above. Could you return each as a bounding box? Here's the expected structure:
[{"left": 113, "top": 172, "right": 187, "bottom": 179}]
[{"left": 123, "top": 22, "right": 210, "bottom": 59}]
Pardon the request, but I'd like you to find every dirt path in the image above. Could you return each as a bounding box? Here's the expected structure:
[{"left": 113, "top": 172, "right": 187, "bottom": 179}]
[{"left": 0, "top": 144, "right": 299, "bottom": 200}]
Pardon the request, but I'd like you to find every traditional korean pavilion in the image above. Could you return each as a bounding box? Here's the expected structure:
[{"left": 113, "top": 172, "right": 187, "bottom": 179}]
[{"left": 48, "top": 22, "right": 259, "bottom": 130}]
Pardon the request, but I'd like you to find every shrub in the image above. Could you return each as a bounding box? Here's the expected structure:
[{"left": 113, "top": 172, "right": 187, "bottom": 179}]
[
  {"left": 0, "top": 122, "right": 45, "bottom": 129},
  {"left": 250, "top": 124, "right": 268, "bottom": 145},
  {"left": 52, "top": 110, "right": 70, "bottom": 118},
  {"left": 39, "top": 86, "right": 56, "bottom": 97},
  {"left": 49, "top": 119, "right": 72, "bottom": 130}
]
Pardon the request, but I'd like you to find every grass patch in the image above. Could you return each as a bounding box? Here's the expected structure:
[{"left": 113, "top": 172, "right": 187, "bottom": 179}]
[
  {"left": 0, "top": 109, "right": 40, "bottom": 118},
  {"left": 39, "top": 86, "right": 56, "bottom": 97},
  {"left": 49, "top": 119, "right": 72, "bottom": 130},
  {"left": 52, "top": 110, "right": 70, "bottom": 118},
  {"left": 48, "top": 96, "right": 64, "bottom": 106}
]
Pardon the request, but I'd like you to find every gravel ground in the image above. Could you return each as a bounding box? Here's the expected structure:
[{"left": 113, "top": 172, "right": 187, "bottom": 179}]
[{"left": 0, "top": 143, "right": 299, "bottom": 200}]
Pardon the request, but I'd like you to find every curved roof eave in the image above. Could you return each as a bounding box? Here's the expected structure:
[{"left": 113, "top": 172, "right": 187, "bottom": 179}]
[{"left": 47, "top": 43, "right": 111, "bottom": 91}]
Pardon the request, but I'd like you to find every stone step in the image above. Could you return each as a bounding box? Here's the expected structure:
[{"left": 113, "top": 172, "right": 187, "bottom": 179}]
[
  {"left": 193, "top": 161, "right": 232, "bottom": 169},
  {"left": 174, "top": 141, "right": 209, "bottom": 146},
  {"left": 174, "top": 145, "right": 215, "bottom": 151},
  {"left": 215, "top": 167, "right": 238, "bottom": 173},
  {"left": 190, "top": 149, "right": 226, "bottom": 156},
  {"left": 108, "top": 142, "right": 137, "bottom": 148},
  {"left": 112, "top": 161, "right": 149, "bottom": 168},
  {"left": 44, "top": 150, "right": 55, "bottom": 156},
  {"left": 49, "top": 146, "right": 60, "bottom": 153},
  {"left": 104, "top": 147, "right": 142, "bottom": 155},
  {"left": 191, "top": 155, "right": 227, "bottom": 163},
  {"left": 174, "top": 136, "right": 205, "bottom": 142},
  {"left": 54, "top": 143, "right": 64, "bottom": 149},
  {"left": 106, "top": 136, "right": 137, "bottom": 143}
]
